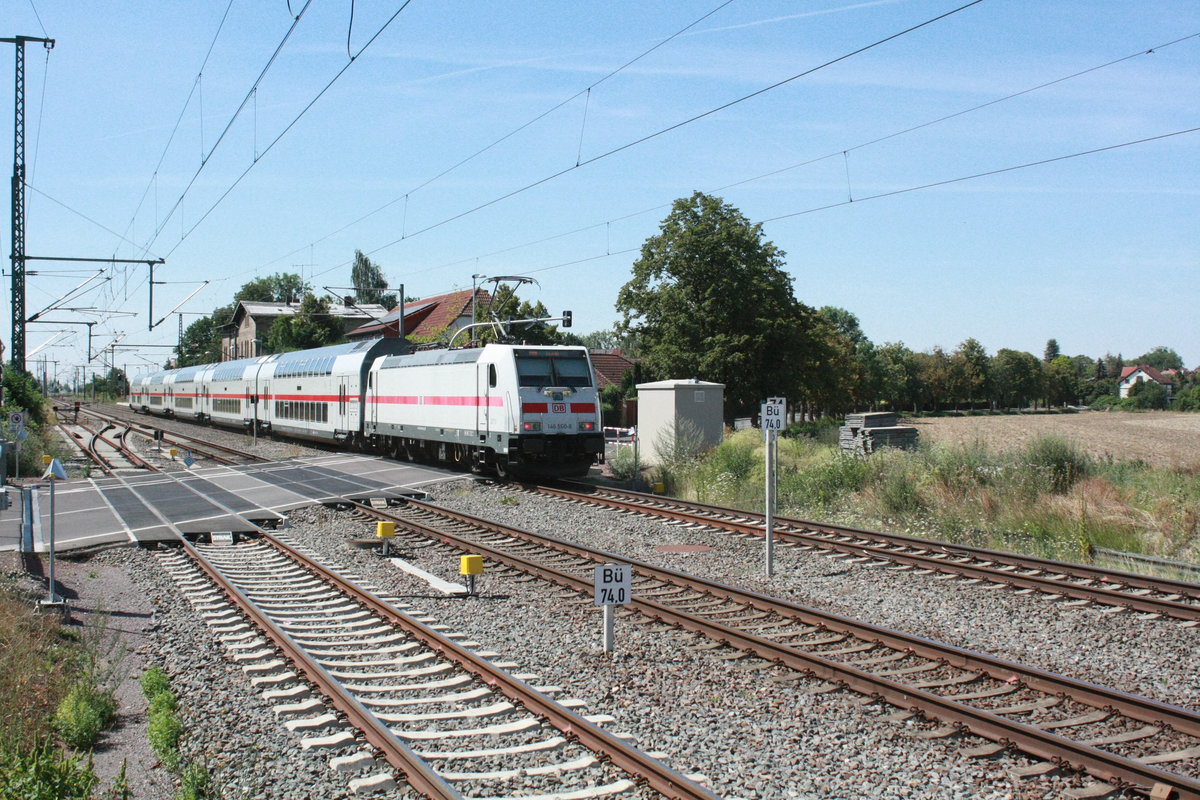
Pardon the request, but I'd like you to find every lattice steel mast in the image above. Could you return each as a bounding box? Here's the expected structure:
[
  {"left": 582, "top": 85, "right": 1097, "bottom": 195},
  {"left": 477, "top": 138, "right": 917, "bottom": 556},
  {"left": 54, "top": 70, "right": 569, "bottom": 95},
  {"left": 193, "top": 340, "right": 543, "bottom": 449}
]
[{"left": 3, "top": 35, "right": 54, "bottom": 373}]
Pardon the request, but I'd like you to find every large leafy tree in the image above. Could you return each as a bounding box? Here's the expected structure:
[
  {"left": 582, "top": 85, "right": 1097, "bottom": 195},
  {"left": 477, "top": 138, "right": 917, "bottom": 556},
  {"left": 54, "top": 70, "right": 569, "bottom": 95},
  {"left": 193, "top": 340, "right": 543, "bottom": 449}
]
[
  {"left": 265, "top": 293, "right": 345, "bottom": 352},
  {"left": 952, "top": 338, "right": 990, "bottom": 407},
  {"left": 351, "top": 250, "right": 397, "bottom": 310},
  {"left": 236, "top": 272, "right": 310, "bottom": 304},
  {"left": 992, "top": 349, "right": 1043, "bottom": 409},
  {"left": 616, "top": 191, "right": 820, "bottom": 416},
  {"left": 1130, "top": 346, "right": 1183, "bottom": 371}
]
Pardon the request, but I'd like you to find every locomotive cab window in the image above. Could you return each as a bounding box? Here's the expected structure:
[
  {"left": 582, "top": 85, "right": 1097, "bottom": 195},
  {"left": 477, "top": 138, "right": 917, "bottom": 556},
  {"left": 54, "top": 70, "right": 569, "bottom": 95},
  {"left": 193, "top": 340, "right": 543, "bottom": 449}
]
[{"left": 514, "top": 350, "right": 592, "bottom": 388}]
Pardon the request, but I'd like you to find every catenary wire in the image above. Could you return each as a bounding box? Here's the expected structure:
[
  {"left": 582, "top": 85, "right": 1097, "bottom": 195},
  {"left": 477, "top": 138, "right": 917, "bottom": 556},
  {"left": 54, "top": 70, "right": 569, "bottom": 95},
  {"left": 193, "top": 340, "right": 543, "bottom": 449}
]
[
  {"left": 415, "top": 30, "right": 1200, "bottom": 277},
  {"left": 162, "top": 0, "right": 415, "bottom": 259},
  {"left": 258, "top": 0, "right": 739, "bottom": 275},
  {"left": 312, "top": 0, "right": 985, "bottom": 278},
  {"left": 143, "top": 0, "right": 315, "bottom": 254},
  {"left": 118, "top": 0, "right": 237, "bottom": 257}
]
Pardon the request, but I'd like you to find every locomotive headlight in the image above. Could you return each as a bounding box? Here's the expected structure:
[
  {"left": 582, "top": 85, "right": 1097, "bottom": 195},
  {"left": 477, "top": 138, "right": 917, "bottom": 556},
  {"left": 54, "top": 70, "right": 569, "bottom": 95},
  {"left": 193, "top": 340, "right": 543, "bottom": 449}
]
[
  {"left": 579, "top": 421, "right": 595, "bottom": 431},
  {"left": 523, "top": 421, "right": 541, "bottom": 432}
]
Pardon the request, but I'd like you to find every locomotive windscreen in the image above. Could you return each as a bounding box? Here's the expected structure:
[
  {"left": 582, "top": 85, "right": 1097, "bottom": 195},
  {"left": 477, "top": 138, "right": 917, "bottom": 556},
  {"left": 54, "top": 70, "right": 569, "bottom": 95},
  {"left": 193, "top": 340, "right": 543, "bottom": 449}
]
[{"left": 514, "top": 349, "right": 592, "bottom": 388}]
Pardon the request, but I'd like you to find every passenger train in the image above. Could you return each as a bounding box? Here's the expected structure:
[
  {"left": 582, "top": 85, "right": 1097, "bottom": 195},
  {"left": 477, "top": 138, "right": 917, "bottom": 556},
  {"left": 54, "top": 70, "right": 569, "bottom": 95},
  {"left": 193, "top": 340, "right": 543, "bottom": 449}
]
[{"left": 128, "top": 338, "right": 604, "bottom": 477}]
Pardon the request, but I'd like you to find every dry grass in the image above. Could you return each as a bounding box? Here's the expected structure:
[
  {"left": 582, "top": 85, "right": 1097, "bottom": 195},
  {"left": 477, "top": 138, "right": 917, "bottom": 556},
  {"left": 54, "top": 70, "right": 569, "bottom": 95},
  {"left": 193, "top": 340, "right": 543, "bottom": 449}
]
[{"left": 902, "top": 411, "right": 1200, "bottom": 470}]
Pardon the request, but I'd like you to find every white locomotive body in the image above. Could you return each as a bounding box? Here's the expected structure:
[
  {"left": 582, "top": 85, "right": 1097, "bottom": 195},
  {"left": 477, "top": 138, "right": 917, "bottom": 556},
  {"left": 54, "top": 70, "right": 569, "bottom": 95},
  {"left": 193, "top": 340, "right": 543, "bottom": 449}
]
[{"left": 365, "top": 343, "right": 603, "bottom": 476}]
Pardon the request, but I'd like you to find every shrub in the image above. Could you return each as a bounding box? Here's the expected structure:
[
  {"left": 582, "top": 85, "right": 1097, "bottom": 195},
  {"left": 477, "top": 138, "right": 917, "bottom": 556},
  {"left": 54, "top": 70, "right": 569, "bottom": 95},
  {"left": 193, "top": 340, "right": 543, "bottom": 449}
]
[
  {"left": 608, "top": 445, "right": 642, "bottom": 482},
  {"left": 148, "top": 708, "right": 183, "bottom": 770},
  {"left": 0, "top": 737, "right": 99, "bottom": 800},
  {"left": 52, "top": 683, "right": 117, "bottom": 750},
  {"left": 778, "top": 452, "right": 871, "bottom": 513},
  {"left": 139, "top": 666, "right": 170, "bottom": 700},
  {"left": 176, "top": 760, "right": 217, "bottom": 800},
  {"left": 1025, "top": 435, "right": 1090, "bottom": 494},
  {"left": 143, "top": 666, "right": 183, "bottom": 771}
]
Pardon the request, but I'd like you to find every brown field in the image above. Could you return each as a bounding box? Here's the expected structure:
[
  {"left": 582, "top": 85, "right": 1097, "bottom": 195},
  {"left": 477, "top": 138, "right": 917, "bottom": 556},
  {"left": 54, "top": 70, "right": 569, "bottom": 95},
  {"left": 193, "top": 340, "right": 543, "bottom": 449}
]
[{"left": 899, "top": 411, "right": 1200, "bottom": 470}]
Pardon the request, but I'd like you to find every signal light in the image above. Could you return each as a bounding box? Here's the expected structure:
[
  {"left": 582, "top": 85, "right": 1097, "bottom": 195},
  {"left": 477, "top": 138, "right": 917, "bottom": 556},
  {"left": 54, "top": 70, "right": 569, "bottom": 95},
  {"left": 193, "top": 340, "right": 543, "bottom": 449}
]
[
  {"left": 561, "top": 310, "right": 572, "bottom": 328},
  {"left": 522, "top": 421, "right": 541, "bottom": 432},
  {"left": 579, "top": 421, "right": 595, "bottom": 431}
]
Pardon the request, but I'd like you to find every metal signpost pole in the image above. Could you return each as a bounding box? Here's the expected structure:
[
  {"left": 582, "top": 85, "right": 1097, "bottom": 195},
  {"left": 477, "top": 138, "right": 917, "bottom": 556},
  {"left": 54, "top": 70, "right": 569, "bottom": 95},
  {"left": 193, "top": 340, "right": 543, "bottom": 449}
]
[
  {"left": 761, "top": 397, "right": 785, "bottom": 577},
  {"left": 47, "top": 478, "right": 57, "bottom": 604}
]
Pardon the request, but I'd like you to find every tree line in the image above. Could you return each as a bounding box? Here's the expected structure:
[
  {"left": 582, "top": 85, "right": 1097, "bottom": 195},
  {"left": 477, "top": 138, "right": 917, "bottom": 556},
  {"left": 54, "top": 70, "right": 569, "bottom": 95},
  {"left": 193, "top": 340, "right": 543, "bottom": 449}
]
[{"left": 579, "top": 191, "right": 1197, "bottom": 419}]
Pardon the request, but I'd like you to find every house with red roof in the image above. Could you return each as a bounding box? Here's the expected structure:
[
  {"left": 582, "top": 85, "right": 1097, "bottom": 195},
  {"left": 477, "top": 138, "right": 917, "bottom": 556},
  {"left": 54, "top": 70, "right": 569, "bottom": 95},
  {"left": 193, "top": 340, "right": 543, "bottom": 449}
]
[
  {"left": 347, "top": 289, "right": 490, "bottom": 343},
  {"left": 1118, "top": 365, "right": 1173, "bottom": 399}
]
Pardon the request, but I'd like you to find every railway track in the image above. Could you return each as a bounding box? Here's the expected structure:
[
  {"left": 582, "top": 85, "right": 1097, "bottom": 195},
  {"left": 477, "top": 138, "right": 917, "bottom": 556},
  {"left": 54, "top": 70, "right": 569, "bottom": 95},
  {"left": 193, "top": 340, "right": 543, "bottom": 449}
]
[
  {"left": 346, "top": 495, "right": 1200, "bottom": 799},
  {"left": 163, "top": 530, "right": 715, "bottom": 799},
  {"left": 55, "top": 418, "right": 155, "bottom": 475},
  {"left": 520, "top": 481, "right": 1200, "bottom": 626},
  {"left": 80, "top": 406, "right": 270, "bottom": 466}
]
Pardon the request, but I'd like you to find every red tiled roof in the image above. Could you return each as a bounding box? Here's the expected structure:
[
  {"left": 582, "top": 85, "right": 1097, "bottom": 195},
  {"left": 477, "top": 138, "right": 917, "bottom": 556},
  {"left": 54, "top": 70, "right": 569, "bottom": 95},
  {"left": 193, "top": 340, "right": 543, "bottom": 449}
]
[
  {"left": 590, "top": 350, "right": 636, "bottom": 389},
  {"left": 1119, "top": 364, "right": 1170, "bottom": 384},
  {"left": 350, "top": 289, "right": 489, "bottom": 339}
]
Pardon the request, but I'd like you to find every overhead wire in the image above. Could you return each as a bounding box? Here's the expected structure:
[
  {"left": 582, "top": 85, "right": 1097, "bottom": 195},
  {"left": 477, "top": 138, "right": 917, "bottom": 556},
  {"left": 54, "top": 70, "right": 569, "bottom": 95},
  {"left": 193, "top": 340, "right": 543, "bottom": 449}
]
[
  {"left": 162, "top": 0, "right": 415, "bottom": 259},
  {"left": 143, "top": 0, "right": 316, "bottom": 254},
  {"left": 407, "top": 30, "right": 1200, "bottom": 279},
  {"left": 313, "top": 0, "right": 985, "bottom": 278},
  {"left": 118, "top": 0, "right": 237, "bottom": 257},
  {"left": 444, "top": 126, "right": 1200, "bottom": 289},
  {"left": 258, "top": 0, "right": 739, "bottom": 273}
]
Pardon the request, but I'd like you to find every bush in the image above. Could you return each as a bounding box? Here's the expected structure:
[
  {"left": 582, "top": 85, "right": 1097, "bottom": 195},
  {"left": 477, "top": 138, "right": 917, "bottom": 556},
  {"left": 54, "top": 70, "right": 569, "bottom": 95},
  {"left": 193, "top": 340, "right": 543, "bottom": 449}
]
[
  {"left": 607, "top": 445, "right": 642, "bottom": 482},
  {"left": 143, "top": 667, "right": 183, "bottom": 771},
  {"left": 779, "top": 452, "right": 871, "bottom": 513},
  {"left": 139, "top": 666, "right": 170, "bottom": 699},
  {"left": 176, "top": 760, "right": 217, "bottom": 800},
  {"left": 52, "top": 683, "right": 117, "bottom": 750},
  {"left": 1025, "top": 435, "right": 1090, "bottom": 494},
  {"left": 148, "top": 709, "right": 183, "bottom": 771},
  {"left": 0, "top": 738, "right": 99, "bottom": 800}
]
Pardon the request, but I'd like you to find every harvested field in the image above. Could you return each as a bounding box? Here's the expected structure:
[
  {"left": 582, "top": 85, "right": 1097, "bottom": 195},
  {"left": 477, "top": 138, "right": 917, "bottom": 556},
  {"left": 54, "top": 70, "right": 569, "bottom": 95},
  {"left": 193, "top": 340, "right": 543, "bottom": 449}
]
[{"left": 901, "top": 410, "right": 1200, "bottom": 470}]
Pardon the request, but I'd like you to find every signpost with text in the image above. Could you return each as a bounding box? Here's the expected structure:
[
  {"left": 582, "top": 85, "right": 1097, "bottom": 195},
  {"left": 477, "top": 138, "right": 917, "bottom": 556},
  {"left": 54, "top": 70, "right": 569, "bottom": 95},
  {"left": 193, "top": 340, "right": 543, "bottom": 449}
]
[
  {"left": 761, "top": 397, "right": 786, "bottom": 576},
  {"left": 594, "top": 563, "right": 632, "bottom": 653}
]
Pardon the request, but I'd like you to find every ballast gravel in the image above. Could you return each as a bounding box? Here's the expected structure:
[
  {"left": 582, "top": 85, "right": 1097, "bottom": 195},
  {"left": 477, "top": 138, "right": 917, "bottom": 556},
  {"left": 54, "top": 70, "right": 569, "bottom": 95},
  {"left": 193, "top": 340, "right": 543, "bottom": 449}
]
[{"left": 266, "top": 478, "right": 1198, "bottom": 799}]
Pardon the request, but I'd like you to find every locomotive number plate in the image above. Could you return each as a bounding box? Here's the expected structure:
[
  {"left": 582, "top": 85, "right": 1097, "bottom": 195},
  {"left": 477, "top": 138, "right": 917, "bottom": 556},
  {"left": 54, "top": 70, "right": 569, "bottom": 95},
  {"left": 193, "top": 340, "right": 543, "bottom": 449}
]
[{"left": 552, "top": 402, "right": 566, "bottom": 413}]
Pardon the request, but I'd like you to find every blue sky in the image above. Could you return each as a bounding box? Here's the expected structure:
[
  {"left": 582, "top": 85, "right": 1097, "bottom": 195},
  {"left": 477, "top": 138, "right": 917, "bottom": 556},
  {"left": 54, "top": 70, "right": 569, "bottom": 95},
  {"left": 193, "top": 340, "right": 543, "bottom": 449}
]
[{"left": 3, "top": 0, "right": 1197, "bottom": 383}]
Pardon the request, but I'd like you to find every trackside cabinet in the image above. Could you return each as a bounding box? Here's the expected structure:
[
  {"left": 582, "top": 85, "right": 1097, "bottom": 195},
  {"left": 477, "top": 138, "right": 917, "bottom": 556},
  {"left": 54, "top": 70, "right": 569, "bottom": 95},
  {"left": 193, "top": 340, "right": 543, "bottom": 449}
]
[{"left": 634, "top": 379, "right": 724, "bottom": 466}]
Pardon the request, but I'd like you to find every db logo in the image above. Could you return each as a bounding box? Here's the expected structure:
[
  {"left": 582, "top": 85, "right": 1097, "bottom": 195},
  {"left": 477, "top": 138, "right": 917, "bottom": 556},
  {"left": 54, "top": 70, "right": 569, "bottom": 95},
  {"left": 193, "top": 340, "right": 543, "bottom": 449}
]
[{"left": 552, "top": 403, "right": 566, "bottom": 413}]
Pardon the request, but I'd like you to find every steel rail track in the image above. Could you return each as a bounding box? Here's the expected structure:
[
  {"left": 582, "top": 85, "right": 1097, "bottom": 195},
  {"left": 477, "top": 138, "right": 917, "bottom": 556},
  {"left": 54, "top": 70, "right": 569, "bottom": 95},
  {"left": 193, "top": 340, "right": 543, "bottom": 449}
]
[
  {"left": 181, "top": 537, "right": 462, "bottom": 799},
  {"left": 82, "top": 406, "right": 270, "bottom": 465},
  {"left": 181, "top": 532, "right": 717, "bottom": 800},
  {"left": 527, "top": 481, "right": 1200, "bottom": 624},
  {"left": 350, "top": 496, "right": 1200, "bottom": 799}
]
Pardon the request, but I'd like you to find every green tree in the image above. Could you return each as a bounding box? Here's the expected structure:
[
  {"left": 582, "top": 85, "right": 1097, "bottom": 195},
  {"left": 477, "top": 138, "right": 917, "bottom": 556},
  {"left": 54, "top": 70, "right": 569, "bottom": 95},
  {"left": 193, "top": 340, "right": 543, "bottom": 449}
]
[
  {"left": 1045, "top": 355, "right": 1080, "bottom": 407},
  {"left": 952, "top": 338, "right": 990, "bottom": 408},
  {"left": 874, "top": 342, "right": 922, "bottom": 412},
  {"left": 350, "top": 250, "right": 397, "bottom": 310},
  {"left": 265, "top": 293, "right": 345, "bottom": 352},
  {"left": 482, "top": 284, "right": 566, "bottom": 346},
  {"left": 1131, "top": 346, "right": 1183, "bottom": 371},
  {"left": 816, "top": 307, "right": 877, "bottom": 414},
  {"left": 913, "top": 347, "right": 952, "bottom": 412},
  {"left": 992, "top": 349, "right": 1043, "bottom": 409},
  {"left": 616, "top": 191, "right": 821, "bottom": 416},
  {"left": 1043, "top": 338, "right": 1060, "bottom": 363},
  {"left": 236, "top": 272, "right": 310, "bottom": 304},
  {"left": 1125, "top": 380, "right": 1169, "bottom": 410}
]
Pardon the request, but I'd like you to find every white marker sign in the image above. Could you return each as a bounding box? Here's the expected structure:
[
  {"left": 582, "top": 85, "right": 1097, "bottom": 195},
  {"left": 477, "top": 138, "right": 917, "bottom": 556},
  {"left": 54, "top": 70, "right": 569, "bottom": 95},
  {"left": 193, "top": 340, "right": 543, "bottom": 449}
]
[
  {"left": 594, "top": 563, "right": 631, "bottom": 654},
  {"left": 594, "top": 563, "right": 631, "bottom": 606},
  {"left": 760, "top": 397, "right": 786, "bottom": 431}
]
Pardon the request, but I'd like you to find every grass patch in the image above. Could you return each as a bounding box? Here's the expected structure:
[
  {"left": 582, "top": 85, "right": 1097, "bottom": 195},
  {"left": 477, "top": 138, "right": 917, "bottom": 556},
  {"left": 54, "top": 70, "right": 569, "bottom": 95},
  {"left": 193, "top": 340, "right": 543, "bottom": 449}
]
[{"left": 672, "top": 429, "right": 1199, "bottom": 568}]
